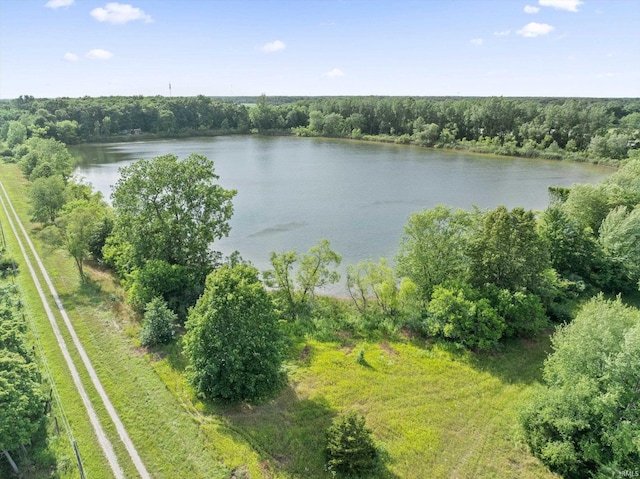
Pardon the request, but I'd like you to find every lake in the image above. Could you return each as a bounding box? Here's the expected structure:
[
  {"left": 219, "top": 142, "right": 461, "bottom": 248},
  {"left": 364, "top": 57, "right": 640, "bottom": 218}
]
[{"left": 71, "top": 135, "right": 612, "bottom": 282}]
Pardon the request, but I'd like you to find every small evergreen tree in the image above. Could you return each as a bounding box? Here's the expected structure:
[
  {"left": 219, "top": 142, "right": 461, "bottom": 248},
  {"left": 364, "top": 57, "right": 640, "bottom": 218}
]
[
  {"left": 325, "top": 411, "right": 378, "bottom": 476},
  {"left": 139, "top": 297, "right": 177, "bottom": 347}
]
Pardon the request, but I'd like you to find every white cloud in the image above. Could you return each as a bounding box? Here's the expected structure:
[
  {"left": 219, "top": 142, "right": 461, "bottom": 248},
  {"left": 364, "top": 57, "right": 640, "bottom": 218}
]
[
  {"left": 323, "top": 68, "right": 344, "bottom": 79},
  {"left": 524, "top": 5, "right": 540, "bottom": 13},
  {"left": 45, "top": 0, "right": 74, "bottom": 8},
  {"left": 90, "top": 3, "right": 152, "bottom": 24},
  {"left": 517, "top": 22, "right": 554, "bottom": 37},
  {"left": 470, "top": 38, "right": 483, "bottom": 46},
  {"left": 260, "top": 40, "right": 286, "bottom": 53},
  {"left": 494, "top": 30, "right": 511, "bottom": 36},
  {"left": 63, "top": 52, "right": 79, "bottom": 62},
  {"left": 538, "top": 0, "right": 583, "bottom": 12},
  {"left": 86, "top": 49, "right": 114, "bottom": 60}
]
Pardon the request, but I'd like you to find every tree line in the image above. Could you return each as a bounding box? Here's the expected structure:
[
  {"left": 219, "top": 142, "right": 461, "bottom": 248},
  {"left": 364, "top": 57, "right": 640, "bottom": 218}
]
[
  {"left": 1, "top": 94, "right": 639, "bottom": 163},
  {"left": 0, "top": 244, "right": 48, "bottom": 476}
]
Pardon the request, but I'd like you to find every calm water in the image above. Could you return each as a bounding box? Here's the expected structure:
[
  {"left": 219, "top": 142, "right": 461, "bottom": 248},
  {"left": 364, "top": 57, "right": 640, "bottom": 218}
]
[{"left": 71, "top": 136, "right": 612, "bottom": 280}]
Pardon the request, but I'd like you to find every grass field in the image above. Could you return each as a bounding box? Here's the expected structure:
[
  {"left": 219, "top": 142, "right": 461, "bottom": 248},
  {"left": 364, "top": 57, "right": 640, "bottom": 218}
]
[{"left": 1, "top": 161, "right": 558, "bottom": 478}]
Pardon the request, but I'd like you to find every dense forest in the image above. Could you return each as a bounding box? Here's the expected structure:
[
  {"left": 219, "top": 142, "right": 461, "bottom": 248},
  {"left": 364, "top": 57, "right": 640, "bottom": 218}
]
[
  {"left": 1, "top": 95, "right": 639, "bottom": 164},
  {"left": 1, "top": 95, "right": 640, "bottom": 477}
]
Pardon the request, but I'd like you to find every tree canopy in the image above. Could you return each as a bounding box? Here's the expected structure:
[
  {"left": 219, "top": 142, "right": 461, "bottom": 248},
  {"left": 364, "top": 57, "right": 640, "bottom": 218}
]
[
  {"left": 522, "top": 296, "right": 640, "bottom": 478},
  {"left": 110, "top": 153, "right": 236, "bottom": 275}
]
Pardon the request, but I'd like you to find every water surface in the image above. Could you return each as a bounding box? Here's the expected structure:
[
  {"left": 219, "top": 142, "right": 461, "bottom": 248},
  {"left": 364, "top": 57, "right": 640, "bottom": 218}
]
[{"left": 71, "top": 136, "right": 612, "bottom": 277}]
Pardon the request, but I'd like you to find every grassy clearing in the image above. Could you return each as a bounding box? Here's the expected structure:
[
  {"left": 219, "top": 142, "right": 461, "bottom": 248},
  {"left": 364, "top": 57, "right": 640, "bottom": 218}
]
[
  {"left": 2, "top": 161, "right": 558, "bottom": 478},
  {"left": 151, "top": 333, "right": 558, "bottom": 478}
]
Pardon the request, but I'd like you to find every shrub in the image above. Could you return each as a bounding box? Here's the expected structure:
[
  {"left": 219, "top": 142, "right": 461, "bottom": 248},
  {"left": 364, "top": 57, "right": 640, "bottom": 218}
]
[
  {"left": 139, "top": 297, "right": 177, "bottom": 347},
  {"left": 427, "top": 283, "right": 505, "bottom": 350},
  {"left": 326, "top": 411, "right": 378, "bottom": 476},
  {"left": 0, "top": 257, "right": 18, "bottom": 278}
]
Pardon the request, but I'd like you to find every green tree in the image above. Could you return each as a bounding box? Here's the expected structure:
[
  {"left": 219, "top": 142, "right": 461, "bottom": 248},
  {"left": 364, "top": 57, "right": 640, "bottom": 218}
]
[
  {"left": 28, "top": 175, "right": 66, "bottom": 224},
  {"left": 264, "top": 239, "right": 341, "bottom": 319},
  {"left": 0, "top": 350, "right": 46, "bottom": 454},
  {"left": 540, "top": 205, "right": 604, "bottom": 286},
  {"left": 522, "top": 296, "right": 640, "bottom": 478},
  {"left": 604, "top": 158, "right": 640, "bottom": 208},
  {"left": 322, "top": 113, "right": 345, "bottom": 137},
  {"left": 413, "top": 122, "right": 440, "bottom": 146},
  {"left": 562, "top": 183, "right": 623, "bottom": 233},
  {"left": 397, "top": 205, "right": 477, "bottom": 301},
  {"left": 325, "top": 411, "right": 379, "bottom": 476},
  {"left": 308, "top": 110, "right": 325, "bottom": 134},
  {"left": 599, "top": 205, "right": 640, "bottom": 288},
  {"left": 5, "top": 121, "right": 27, "bottom": 149},
  {"left": 249, "top": 95, "right": 283, "bottom": 132},
  {"left": 139, "top": 297, "right": 178, "bottom": 347},
  {"left": 183, "top": 264, "right": 284, "bottom": 402},
  {"left": 263, "top": 250, "right": 299, "bottom": 319},
  {"left": 297, "top": 238, "right": 341, "bottom": 302},
  {"left": 53, "top": 120, "right": 79, "bottom": 144},
  {"left": 126, "top": 259, "right": 199, "bottom": 319},
  {"left": 468, "top": 206, "right": 549, "bottom": 293},
  {"left": 110, "top": 153, "right": 236, "bottom": 279},
  {"left": 346, "top": 258, "right": 416, "bottom": 317},
  {"left": 19, "top": 137, "right": 73, "bottom": 180},
  {"left": 55, "top": 199, "right": 109, "bottom": 281},
  {"left": 482, "top": 285, "right": 547, "bottom": 338}
]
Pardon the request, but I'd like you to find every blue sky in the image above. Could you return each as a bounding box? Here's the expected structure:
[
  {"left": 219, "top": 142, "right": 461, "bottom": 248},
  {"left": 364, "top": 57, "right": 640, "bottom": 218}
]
[{"left": 1, "top": 0, "right": 638, "bottom": 98}]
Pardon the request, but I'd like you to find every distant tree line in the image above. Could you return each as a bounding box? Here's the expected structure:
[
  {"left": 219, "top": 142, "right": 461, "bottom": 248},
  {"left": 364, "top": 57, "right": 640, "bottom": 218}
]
[{"left": 1, "top": 94, "right": 639, "bottom": 163}]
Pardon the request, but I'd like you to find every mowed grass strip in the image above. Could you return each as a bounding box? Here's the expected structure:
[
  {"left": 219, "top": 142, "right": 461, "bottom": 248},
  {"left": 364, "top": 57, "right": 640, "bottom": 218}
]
[{"left": 0, "top": 171, "right": 114, "bottom": 478}]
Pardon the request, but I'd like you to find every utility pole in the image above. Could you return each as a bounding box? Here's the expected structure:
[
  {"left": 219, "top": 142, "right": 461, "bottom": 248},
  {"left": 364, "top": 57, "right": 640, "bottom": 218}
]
[{"left": 169, "top": 82, "right": 172, "bottom": 97}]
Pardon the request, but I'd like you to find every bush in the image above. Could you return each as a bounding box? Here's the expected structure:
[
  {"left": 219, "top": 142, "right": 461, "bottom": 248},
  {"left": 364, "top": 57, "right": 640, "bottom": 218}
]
[
  {"left": 127, "top": 260, "right": 201, "bottom": 320},
  {"left": 325, "top": 411, "right": 379, "bottom": 476},
  {"left": 427, "top": 283, "right": 505, "bottom": 350},
  {"left": 139, "top": 297, "right": 177, "bottom": 347},
  {"left": 0, "top": 257, "right": 18, "bottom": 278}
]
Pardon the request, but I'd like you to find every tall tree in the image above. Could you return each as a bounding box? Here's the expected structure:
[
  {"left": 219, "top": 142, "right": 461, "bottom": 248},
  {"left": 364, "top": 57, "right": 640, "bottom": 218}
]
[
  {"left": 468, "top": 206, "right": 549, "bottom": 293},
  {"left": 264, "top": 239, "right": 341, "bottom": 319},
  {"left": 18, "top": 137, "right": 73, "bottom": 180},
  {"left": 28, "top": 175, "right": 66, "bottom": 224},
  {"left": 55, "top": 199, "right": 109, "bottom": 281},
  {"left": 5, "top": 121, "right": 27, "bottom": 148},
  {"left": 297, "top": 238, "right": 341, "bottom": 302},
  {"left": 396, "top": 205, "right": 477, "bottom": 301},
  {"left": 110, "top": 153, "right": 236, "bottom": 277},
  {"left": 599, "top": 205, "right": 640, "bottom": 288},
  {"left": 183, "top": 264, "right": 284, "bottom": 402}
]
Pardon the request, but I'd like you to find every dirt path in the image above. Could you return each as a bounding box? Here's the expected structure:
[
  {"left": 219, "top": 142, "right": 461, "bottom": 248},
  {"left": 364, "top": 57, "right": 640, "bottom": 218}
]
[{"left": 0, "top": 179, "right": 150, "bottom": 479}]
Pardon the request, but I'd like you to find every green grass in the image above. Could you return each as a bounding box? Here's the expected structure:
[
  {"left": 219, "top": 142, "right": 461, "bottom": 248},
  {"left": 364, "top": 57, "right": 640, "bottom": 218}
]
[
  {"left": 149, "top": 333, "right": 558, "bottom": 478},
  {"left": 1, "top": 161, "right": 559, "bottom": 478}
]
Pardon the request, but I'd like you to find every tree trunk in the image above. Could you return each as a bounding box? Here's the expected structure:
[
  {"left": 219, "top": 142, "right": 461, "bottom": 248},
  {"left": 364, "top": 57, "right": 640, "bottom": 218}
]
[{"left": 3, "top": 449, "right": 19, "bottom": 475}]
